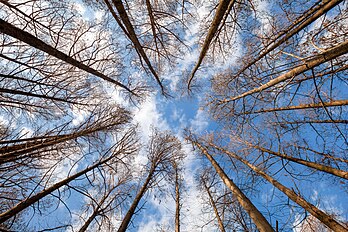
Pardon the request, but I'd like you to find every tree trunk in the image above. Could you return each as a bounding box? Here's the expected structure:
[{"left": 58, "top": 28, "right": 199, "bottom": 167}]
[
  {"left": 0, "top": 19, "right": 134, "bottom": 95},
  {"left": 0, "top": 152, "right": 117, "bottom": 223},
  {"left": 108, "top": 0, "right": 165, "bottom": 93},
  {"left": 202, "top": 179, "right": 226, "bottom": 232},
  {"left": 78, "top": 197, "right": 107, "bottom": 232},
  {"left": 188, "top": 0, "right": 236, "bottom": 89},
  {"left": 242, "top": 100, "right": 348, "bottom": 115},
  {"left": 0, "top": 115, "right": 127, "bottom": 164},
  {"left": 231, "top": 0, "right": 343, "bottom": 82},
  {"left": 222, "top": 39, "right": 348, "bottom": 103},
  {"left": 117, "top": 166, "right": 155, "bottom": 232},
  {"left": 175, "top": 167, "right": 181, "bottom": 232},
  {"left": 245, "top": 142, "right": 348, "bottom": 179},
  {"left": 191, "top": 139, "right": 274, "bottom": 232}
]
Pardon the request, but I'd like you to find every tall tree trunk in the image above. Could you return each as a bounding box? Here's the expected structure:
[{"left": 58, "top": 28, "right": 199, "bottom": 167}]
[
  {"left": 242, "top": 100, "right": 348, "bottom": 115},
  {"left": 244, "top": 142, "right": 348, "bottom": 179},
  {"left": 106, "top": 0, "right": 165, "bottom": 94},
  {"left": 117, "top": 166, "right": 155, "bottom": 232},
  {"left": 210, "top": 142, "right": 348, "bottom": 232},
  {"left": 175, "top": 167, "right": 181, "bottom": 232},
  {"left": 0, "top": 114, "right": 128, "bottom": 164},
  {"left": 221, "top": 39, "right": 348, "bottom": 103},
  {"left": 188, "top": 0, "right": 236, "bottom": 89},
  {"left": 0, "top": 19, "right": 134, "bottom": 95},
  {"left": 0, "top": 88, "right": 83, "bottom": 105},
  {"left": 78, "top": 194, "right": 109, "bottom": 232},
  {"left": 190, "top": 139, "right": 274, "bottom": 232},
  {"left": 202, "top": 179, "right": 226, "bottom": 232}
]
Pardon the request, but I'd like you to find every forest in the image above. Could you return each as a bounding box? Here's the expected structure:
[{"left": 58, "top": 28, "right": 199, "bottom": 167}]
[{"left": 0, "top": 0, "right": 347, "bottom": 231}]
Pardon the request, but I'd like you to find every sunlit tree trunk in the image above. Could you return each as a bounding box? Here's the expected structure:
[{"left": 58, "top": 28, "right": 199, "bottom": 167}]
[
  {"left": 242, "top": 141, "right": 348, "bottom": 179},
  {"left": 220, "top": 39, "right": 348, "bottom": 103},
  {"left": 188, "top": 0, "right": 236, "bottom": 89},
  {"left": 189, "top": 137, "right": 274, "bottom": 232},
  {"left": 117, "top": 165, "right": 155, "bottom": 232}
]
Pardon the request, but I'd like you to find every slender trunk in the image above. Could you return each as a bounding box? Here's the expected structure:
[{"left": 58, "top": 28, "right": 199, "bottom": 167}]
[
  {"left": 222, "top": 39, "right": 348, "bottom": 103},
  {"left": 276, "top": 119, "right": 348, "bottom": 124},
  {"left": 202, "top": 180, "right": 226, "bottom": 232},
  {"left": 191, "top": 140, "right": 274, "bottom": 232},
  {"left": 244, "top": 143, "right": 348, "bottom": 179},
  {"left": 210, "top": 142, "right": 347, "bottom": 232},
  {"left": 117, "top": 167, "right": 155, "bottom": 232},
  {"left": 188, "top": 0, "right": 236, "bottom": 89},
  {"left": 242, "top": 100, "right": 348, "bottom": 114},
  {"left": 145, "top": 0, "right": 160, "bottom": 62},
  {"left": 0, "top": 88, "right": 83, "bottom": 105},
  {"left": 175, "top": 168, "right": 180, "bottom": 232},
  {"left": 0, "top": 152, "right": 117, "bottom": 223},
  {"left": 231, "top": 0, "right": 343, "bottom": 82},
  {"left": 78, "top": 194, "right": 109, "bottom": 232},
  {"left": 0, "top": 19, "right": 134, "bottom": 95},
  {"left": 108, "top": 0, "right": 165, "bottom": 94},
  {"left": 0, "top": 117, "right": 126, "bottom": 164},
  {"left": 295, "top": 146, "right": 348, "bottom": 164}
]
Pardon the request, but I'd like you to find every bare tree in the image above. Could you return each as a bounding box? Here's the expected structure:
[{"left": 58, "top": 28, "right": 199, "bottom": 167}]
[{"left": 117, "top": 130, "right": 184, "bottom": 232}]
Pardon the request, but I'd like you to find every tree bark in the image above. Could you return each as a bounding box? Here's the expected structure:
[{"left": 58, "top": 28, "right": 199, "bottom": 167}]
[
  {"left": 230, "top": 0, "right": 343, "bottom": 82},
  {"left": 108, "top": 0, "right": 165, "bottom": 94},
  {"left": 175, "top": 167, "right": 181, "bottom": 232},
  {"left": 0, "top": 152, "right": 118, "bottom": 223},
  {"left": 244, "top": 142, "right": 348, "bottom": 179},
  {"left": 242, "top": 100, "right": 348, "bottom": 114}
]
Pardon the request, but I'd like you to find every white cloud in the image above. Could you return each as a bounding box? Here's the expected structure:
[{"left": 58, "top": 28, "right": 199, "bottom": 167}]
[
  {"left": 190, "top": 107, "right": 209, "bottom": 133},
  {"left": 19, "top": 126, "right": 33, "bottom": 138},
  {"left": 72, "top": 106, "right": 89, "bottom": 126},
  {"left": 133, "top": 95, "right": 170, "bottom": 140}
]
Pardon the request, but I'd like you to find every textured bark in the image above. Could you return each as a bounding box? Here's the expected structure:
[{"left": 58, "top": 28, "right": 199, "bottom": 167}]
[
  {"left": 0, "top": 19, "right": 134, "bottom": 95},
  {"left": 0, "top": 113, "right": 129, "bottom": 164},
  {"left": 0, "top": 88, "right": 82, "bottom": 105},
  {"left": 210, "top": 143, "right": 348, "bottom": 232},
  {"left": 241, "top": 100, "right": 348, "bottom": 114},
  {"left": 221, "top": 39, "right": 348, "bottom": 103},
  {"left": 276, "top": 119, "right": 348, "bottom": 124},
  {"left": 188, "top": 0, "right": 236, "bottom": 89},
  {"left": 78, "top": 195, "right": 108, "bottom": 232},
  {"left": 242, "top": 142, "right": 348, "bottom": 179},
  {"left": 191, "top": 140, "right": 274, "bottom": 232}
]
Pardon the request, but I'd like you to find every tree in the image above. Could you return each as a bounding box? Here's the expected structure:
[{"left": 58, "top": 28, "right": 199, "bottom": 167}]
[
  {"left": 187, "top": 133, "right": 275, "bottom": 232},
  {"left": 0, "top": 127, "right": 138, "bottom": 226},
  {"left": 117, "top": 129, "right": 184, "bottom": 232}
]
